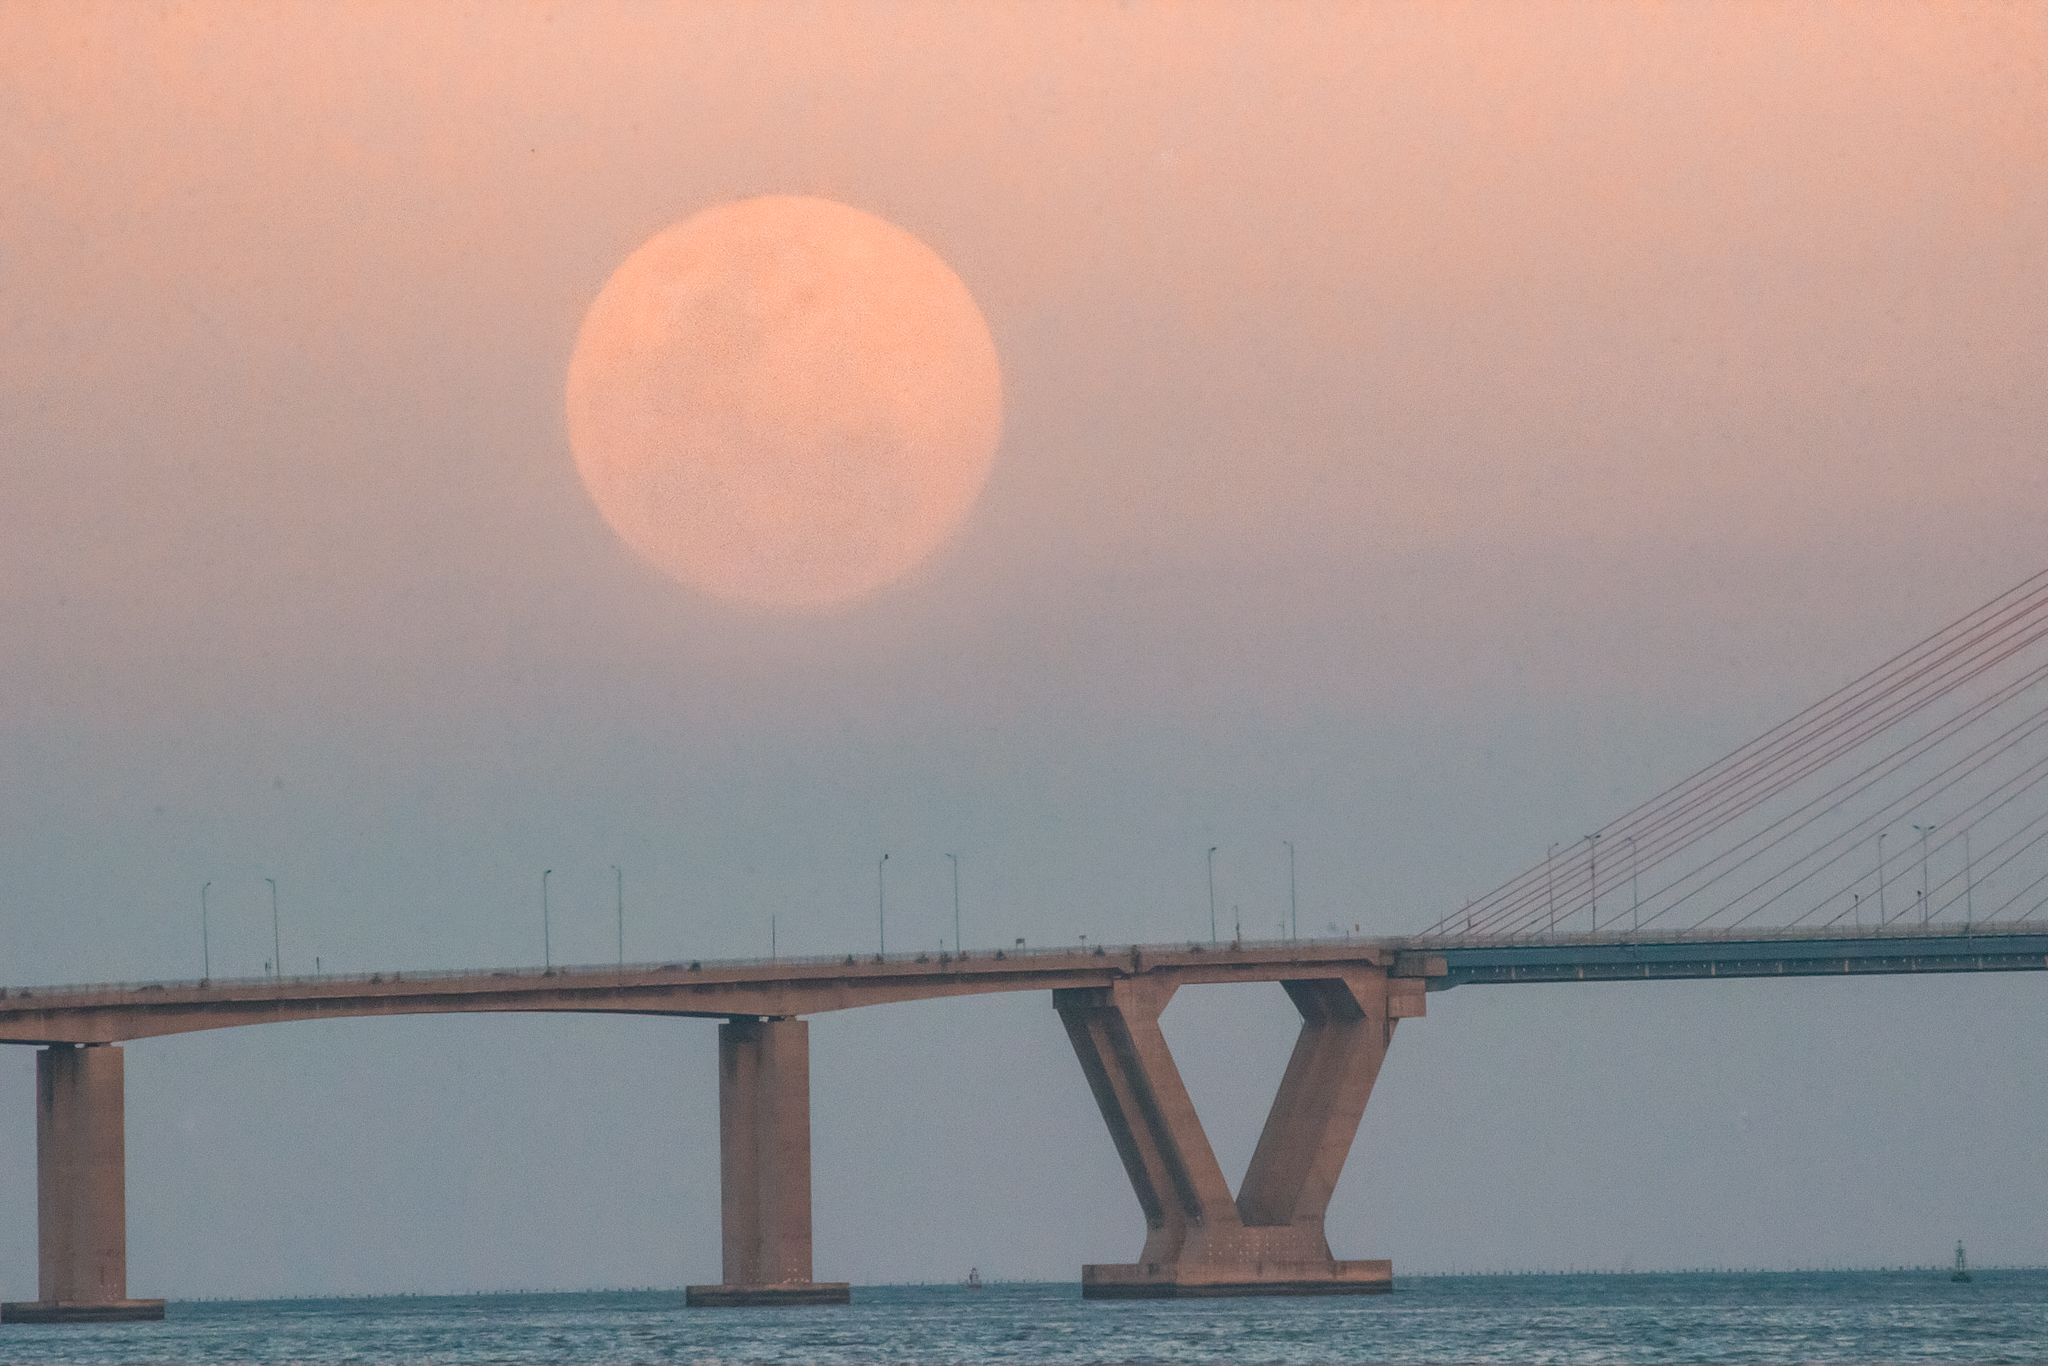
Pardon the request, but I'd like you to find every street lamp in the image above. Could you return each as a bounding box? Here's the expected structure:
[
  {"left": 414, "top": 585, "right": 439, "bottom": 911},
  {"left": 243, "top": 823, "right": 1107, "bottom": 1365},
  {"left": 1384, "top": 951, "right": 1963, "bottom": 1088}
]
[
  {"left": 265, "top": 877, "right": 280, "bottom": 978},
  {"left": 1964, "top": 829, "right": 1975, "bottom": 927},
  {"left": 542, "top": 869, "right": 553, "bottom": 969},
  {"left": 1585, "top": 834, "right": 1603, "bottom": 932},
  {"left": 1913, "top": 823, "right": 1936, "bottom": 924},
  {"left": 1546, "top": 842, "right": 1559, "bottom": 935},
  {"left": 200, "top": 881, "right": 212, "bottom": 980},
  {"left": 1877, "top": 831, "right": 1889, "bottom": 923},
  {"left": 1283, "top": 841, "right": 1298, "bottom": 941},
  {"left": 1625, "top": 835, "right": 1640, "bottom": 932},
  {"left": 877, "top": 853, "right": 889, "bottom": 955},
  {"left": 1206, "top": 846, "right": 1219, "bottom": 945},
  {"left": 612, "top": 865, "right": 624, "bottom": 967},
  {"left": 946, "top": 853, "right": 961, "bottom": 955}
]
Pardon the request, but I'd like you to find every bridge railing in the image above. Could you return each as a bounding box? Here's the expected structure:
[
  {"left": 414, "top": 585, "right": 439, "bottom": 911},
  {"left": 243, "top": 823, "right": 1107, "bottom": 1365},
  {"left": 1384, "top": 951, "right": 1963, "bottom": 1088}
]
[
  {"left": 3, "top": 919, "right": 2045, "bottom": 1005},
  {"left": 1398, "top": 917, "right": 2048, "bottom": 950},
  {"left": 0, "top": 932, "right": 1383, "bottom": 1003}
]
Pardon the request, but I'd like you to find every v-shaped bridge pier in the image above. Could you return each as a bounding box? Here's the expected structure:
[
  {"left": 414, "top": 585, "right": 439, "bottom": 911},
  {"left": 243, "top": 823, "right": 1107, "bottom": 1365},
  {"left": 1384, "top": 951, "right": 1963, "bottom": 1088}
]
[{"left": 1057, "top": 966, "right": 1423, "bottom": 1296}]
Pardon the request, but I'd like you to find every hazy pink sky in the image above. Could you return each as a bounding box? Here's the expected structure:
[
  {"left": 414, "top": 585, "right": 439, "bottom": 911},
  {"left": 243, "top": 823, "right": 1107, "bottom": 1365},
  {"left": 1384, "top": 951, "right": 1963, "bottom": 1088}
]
[
  {"left": 0, "top": 1, "right": 2043, "bottom": 1295},
  {"left": 5, "top": 2, "right": 2043, "bottom": 721}
]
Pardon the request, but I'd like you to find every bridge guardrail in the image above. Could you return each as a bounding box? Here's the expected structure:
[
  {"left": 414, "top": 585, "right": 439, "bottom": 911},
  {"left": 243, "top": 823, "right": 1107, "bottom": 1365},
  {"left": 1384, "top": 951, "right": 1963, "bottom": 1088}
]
[
  {"left": 2, "top": 919, "right": 2043, "bottom": 1005},
  {"left": 0, "top": 933, "right": 1384, "bottom": 1002}
]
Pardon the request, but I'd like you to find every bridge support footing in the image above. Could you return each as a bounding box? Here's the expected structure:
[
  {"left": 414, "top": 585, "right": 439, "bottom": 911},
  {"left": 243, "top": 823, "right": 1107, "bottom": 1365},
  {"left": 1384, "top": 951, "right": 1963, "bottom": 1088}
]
[
  {"left": 1, "top": 1044, "right": 163, "bottom": 1325},
  {"left": 684, "top": 1282, "right": 850, "bottom": 1307},
  {"left": 1058, "top": 970, "right": 1418, "bottom": 1300},
  {"left": 1081, "top": 1258, "right": 1392, "bottom": 1298},
  {"left": 685, "top": 1016, "right": 848, "bottom": 1309},
  {"left": 0, "top": 1300, "right": 166, "bottom": 1324}
]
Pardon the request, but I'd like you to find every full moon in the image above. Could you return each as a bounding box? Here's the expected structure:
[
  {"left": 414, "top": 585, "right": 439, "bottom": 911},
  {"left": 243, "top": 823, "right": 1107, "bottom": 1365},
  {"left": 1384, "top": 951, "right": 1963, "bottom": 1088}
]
[{"left": 566, "top": 196, "right": 1003, "bottom": 609}]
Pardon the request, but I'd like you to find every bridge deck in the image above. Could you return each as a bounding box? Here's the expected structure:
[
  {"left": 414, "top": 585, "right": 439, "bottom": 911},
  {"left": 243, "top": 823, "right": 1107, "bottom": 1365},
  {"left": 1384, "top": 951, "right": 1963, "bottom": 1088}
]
[
  {"left": 0, "top": 922, "right": 2039, "bottom": 1044},
  {"left": 1407, "top": 922, "right": 2048, "bottom": 987}
]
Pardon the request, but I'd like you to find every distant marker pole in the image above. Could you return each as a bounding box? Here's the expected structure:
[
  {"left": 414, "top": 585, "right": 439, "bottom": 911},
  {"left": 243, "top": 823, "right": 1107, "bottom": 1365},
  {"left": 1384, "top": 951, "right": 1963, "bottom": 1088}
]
[
  {"left": 878, "top": 852, "right": 889, "bottom": 955},
  {"left": 200, "top": 881, "right": 212, "bottom": 980},
  {"left": 542, "top": 869, "right": 553, "bottom": 969}
]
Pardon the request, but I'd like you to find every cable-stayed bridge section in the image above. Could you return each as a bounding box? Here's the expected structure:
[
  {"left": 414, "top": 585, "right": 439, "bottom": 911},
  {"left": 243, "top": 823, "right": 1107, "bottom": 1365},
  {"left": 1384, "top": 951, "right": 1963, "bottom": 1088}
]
[
  {"left": 4, "top": 572, "right": 2048, "bottom": 1319},
  {"left": 1423, "top": 565, "right": 2048, "bottom": 945},
  {"left": 1420, "top": 923, "right": 2048, "bottom": 986}
]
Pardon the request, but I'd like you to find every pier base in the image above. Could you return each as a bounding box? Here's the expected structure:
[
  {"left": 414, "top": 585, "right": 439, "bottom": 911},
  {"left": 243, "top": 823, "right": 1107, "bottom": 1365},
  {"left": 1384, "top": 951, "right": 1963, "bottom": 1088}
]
[
  {"left": 1, "top": 1045, "right": 162, "bottom": 1325},
  {"left": 684, "top": 1281, "right": 851, "bottom": 1307},
  {"left": 0, "top": 1299, "right": 165, "bottom": 1324},
  {"left": 686, "top": 1017, "right": 847, "bottom": 1308},
  {"left": 1082, "top": 1258, "right": 1392, "bottom": 1298}
]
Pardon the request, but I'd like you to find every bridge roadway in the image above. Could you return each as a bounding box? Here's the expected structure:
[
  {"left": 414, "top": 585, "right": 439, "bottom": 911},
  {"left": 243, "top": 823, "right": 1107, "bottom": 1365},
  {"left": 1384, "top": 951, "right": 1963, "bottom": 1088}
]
[
  {"left": 0, "top": 922, "right": 2040, "bottom": 1321},
  {"left": 6, "top": 921, "right": 2043, "bottom": 1045}
]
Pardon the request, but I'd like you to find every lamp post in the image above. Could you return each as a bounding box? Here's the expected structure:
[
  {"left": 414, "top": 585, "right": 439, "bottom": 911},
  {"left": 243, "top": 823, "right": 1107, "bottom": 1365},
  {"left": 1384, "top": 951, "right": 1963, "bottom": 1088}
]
[
  {"left": 542, "top": 869, "right": 553, "bottom": 969},
  {"left": 1877, "top": 831, "right": 1889, "bottom": 922},
  {"left": 1585, "top": 834, "right": 1603, "bottom": 932},
  {"left": 946, "top": 853, "right": 961, "bottom": 954},
  {"left": 1913, "top": 824, "right": 1936, "bottom": 924},
  {"left": 1625, "top": 835, "right": 1640, "bottom": 932},
  {"left": 877, "top": 853, "right": 889, "bottom": 955},
  {"left": 1283, "top": 840, "right": 1297, "bottom": 941},
  {"left": 265, "top": 877, "right": 280, "bottom": 977},
  {"left": 612, "top": 865, "right": 624, "bottom": 967},
  {"left": 1206, "top": 846, "right": 1218, "bottom": 945},
  {"left": 1964, "top": 829, "right": 1975, "bottom": 927},
  {"left": 1546, "top": 842, "right": 1559, "bottom": 935},
  {"left": 200, "top": 881, "right": 212, "bottom": 980}
]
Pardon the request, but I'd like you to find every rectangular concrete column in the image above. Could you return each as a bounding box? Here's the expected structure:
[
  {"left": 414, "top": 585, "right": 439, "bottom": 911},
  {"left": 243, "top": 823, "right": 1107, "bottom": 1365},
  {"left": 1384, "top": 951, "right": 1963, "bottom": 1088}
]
[
  {"left": 1234, "top": 976, "right": 1396, "bottom": 1235},
  {"left": 685, "top": 1017, "right": 848, "bottom": 1307},
  {"left": 2, "top": 1044, "right": 163, "bottom": 1323},
  {"left": 1055, "top": 980, "right": 1238, "bottom": 1268}
]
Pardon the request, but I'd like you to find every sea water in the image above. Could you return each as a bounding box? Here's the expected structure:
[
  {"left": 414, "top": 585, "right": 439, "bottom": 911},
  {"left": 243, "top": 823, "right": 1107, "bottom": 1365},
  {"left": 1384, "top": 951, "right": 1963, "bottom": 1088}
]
[{"left": 1, "top": 1272, "right": 2042, "bottom": 1365}]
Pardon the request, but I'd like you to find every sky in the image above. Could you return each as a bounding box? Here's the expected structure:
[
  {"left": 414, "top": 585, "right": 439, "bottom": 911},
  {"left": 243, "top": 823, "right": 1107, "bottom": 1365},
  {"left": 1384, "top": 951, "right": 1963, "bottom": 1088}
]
[{"left": 1, "top": 1, "right": 2045, "bottom": 1296}]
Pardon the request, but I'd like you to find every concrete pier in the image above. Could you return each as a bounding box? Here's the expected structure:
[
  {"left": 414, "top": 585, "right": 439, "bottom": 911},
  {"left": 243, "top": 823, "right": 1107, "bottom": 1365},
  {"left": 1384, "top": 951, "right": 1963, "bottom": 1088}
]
[
  {"left": 1058, "top": 970, "right": 1417, "bottom": 1298},
  {"left": 0, "top": 1045, "right": 163, "bottom": 1323},
  {"left": 685, "top": 1017, "right": 849, "bottom": 1307}
]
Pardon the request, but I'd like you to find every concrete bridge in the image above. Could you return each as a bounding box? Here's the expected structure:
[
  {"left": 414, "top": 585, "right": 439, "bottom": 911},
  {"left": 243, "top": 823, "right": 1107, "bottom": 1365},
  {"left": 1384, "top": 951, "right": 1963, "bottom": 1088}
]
[{"left": 1, "top": 921, "right": 2041, "bottom": 1322}]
